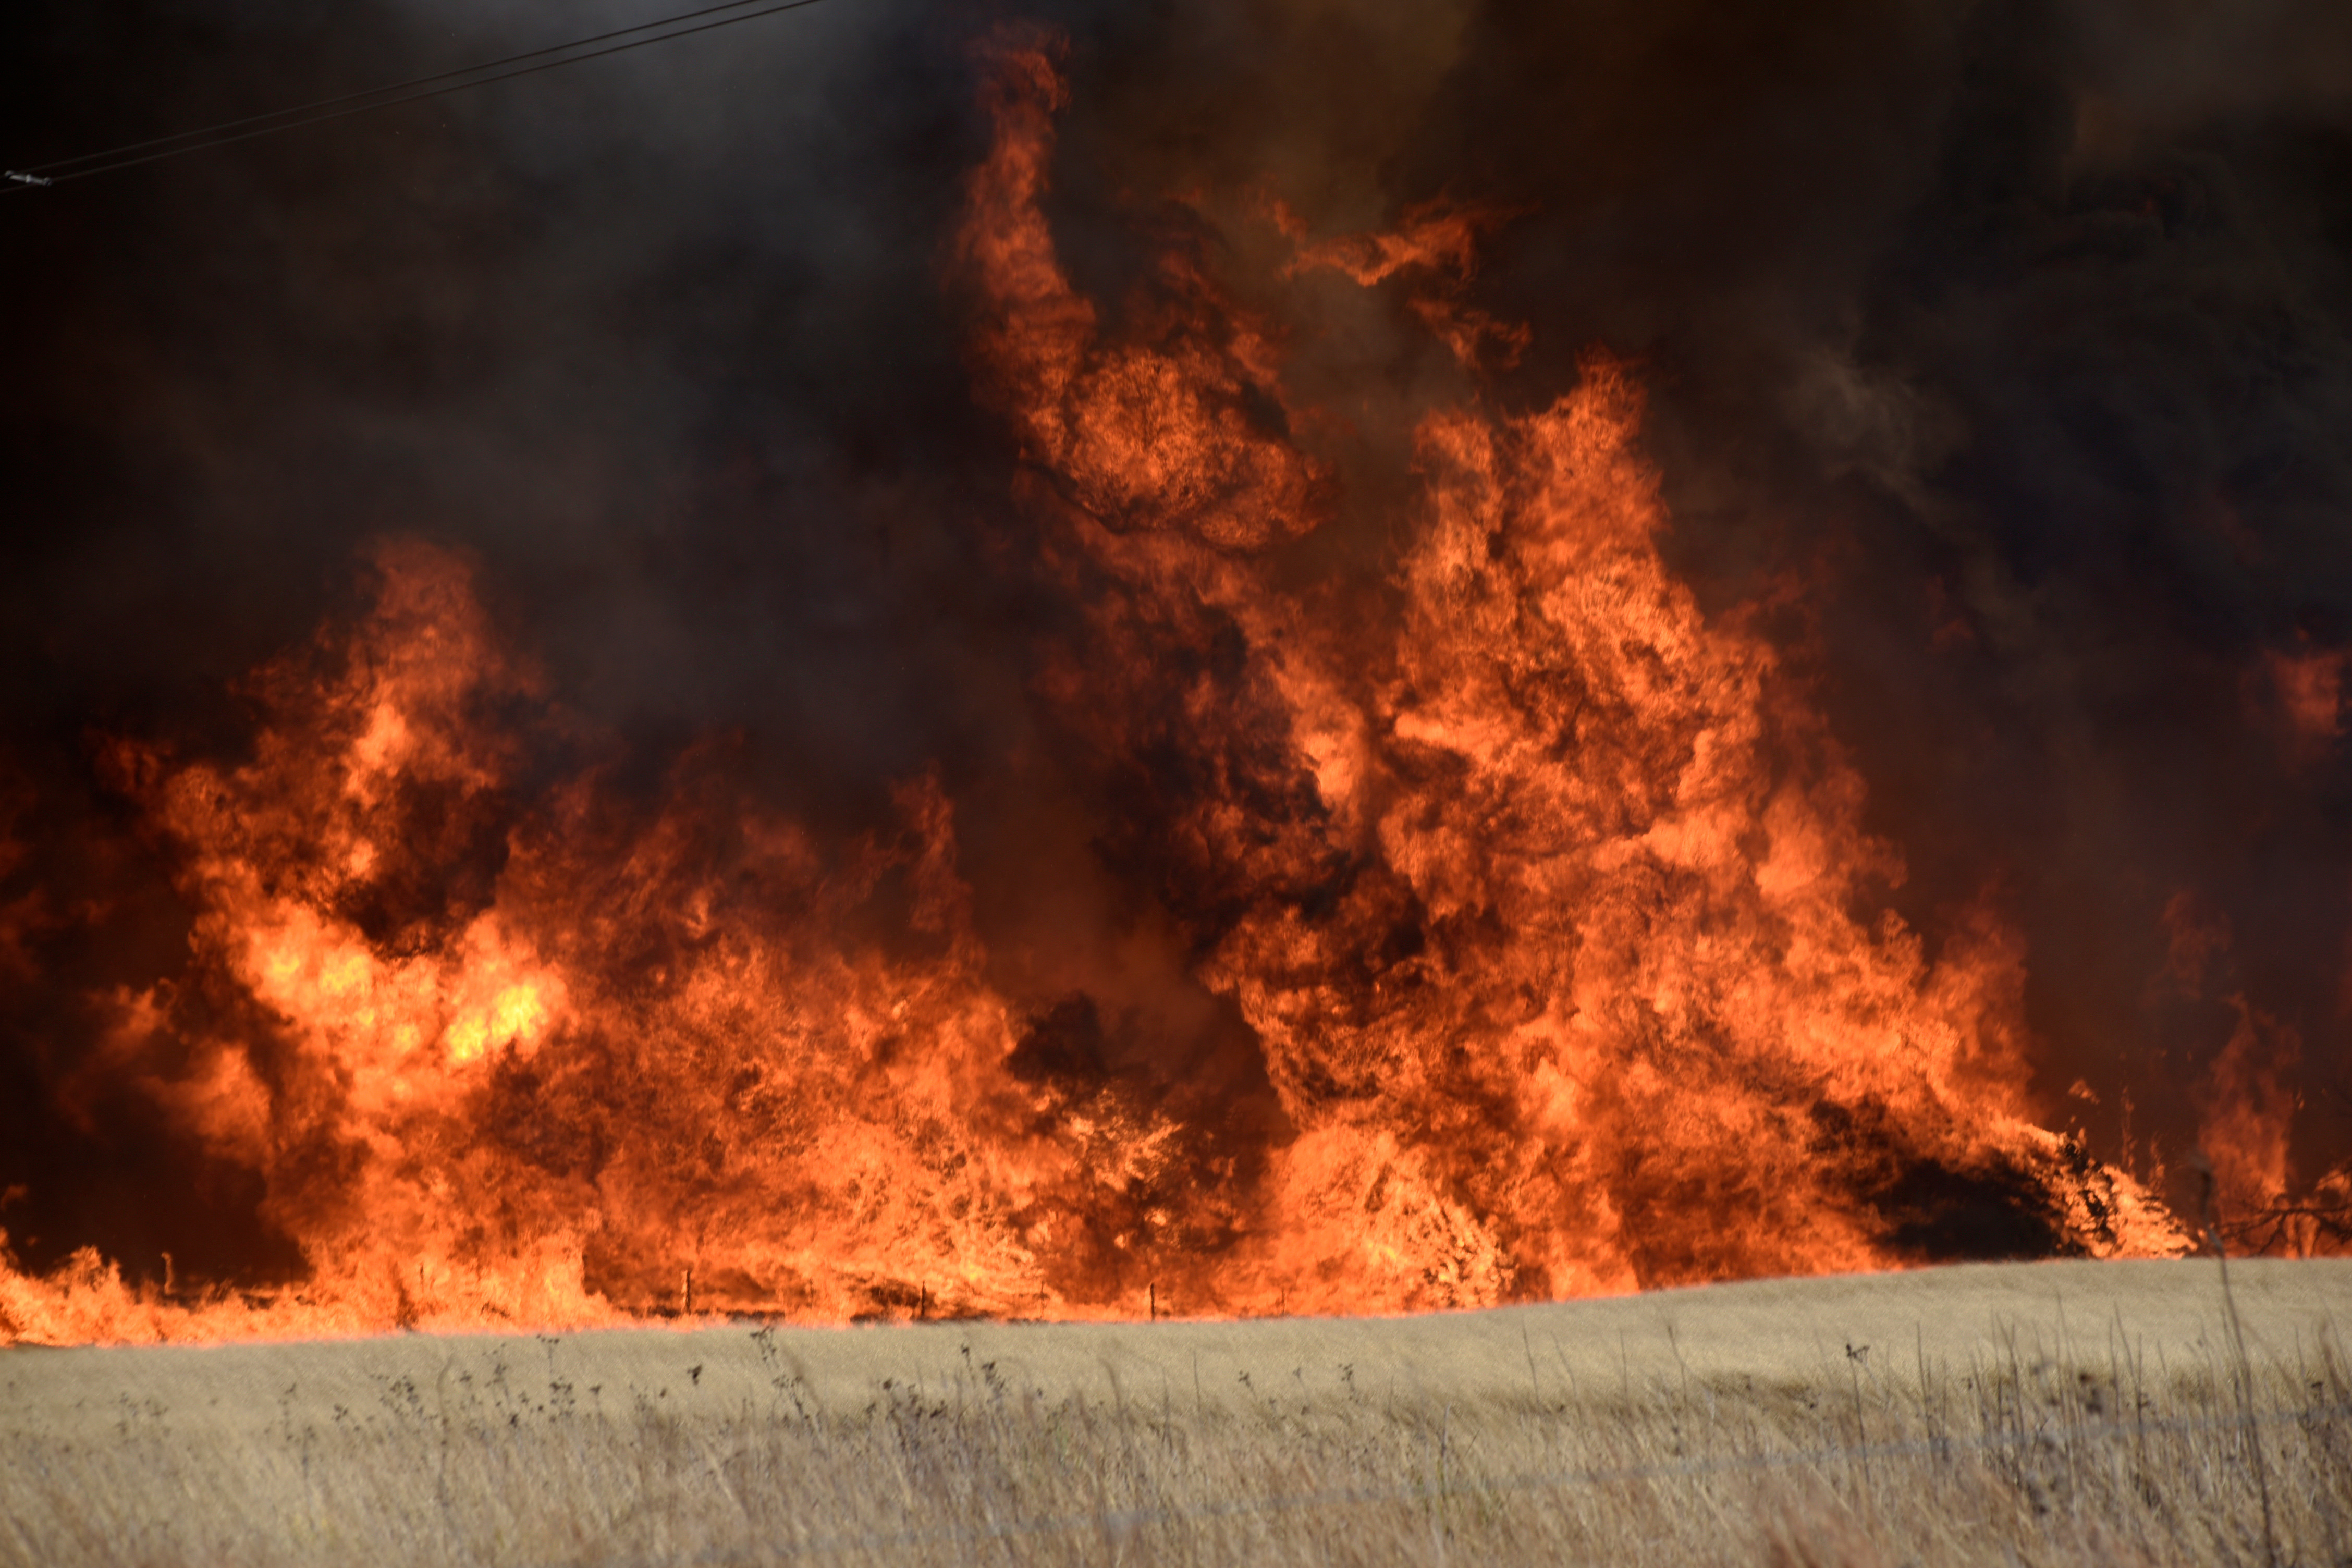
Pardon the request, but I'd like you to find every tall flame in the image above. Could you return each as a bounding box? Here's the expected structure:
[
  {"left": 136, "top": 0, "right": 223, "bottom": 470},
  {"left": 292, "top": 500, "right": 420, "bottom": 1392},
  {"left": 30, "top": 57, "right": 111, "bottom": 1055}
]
[
  {"left": 948, "top": 30, "right": 2181, "bottom": 1313},
  {"left": 0, "top": 28, "right": 2185, "bottom": 1348}
]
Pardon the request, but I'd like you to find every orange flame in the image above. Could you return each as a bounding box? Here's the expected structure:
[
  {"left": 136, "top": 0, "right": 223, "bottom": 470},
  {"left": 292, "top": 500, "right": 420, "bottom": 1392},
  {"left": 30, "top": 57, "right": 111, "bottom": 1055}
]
[
  {"left": 0, "top": 29, "right": 2190, "bottom": 1348},
  {"left": 947, "top": 34, "right": 2185, "bottom": 1309}
]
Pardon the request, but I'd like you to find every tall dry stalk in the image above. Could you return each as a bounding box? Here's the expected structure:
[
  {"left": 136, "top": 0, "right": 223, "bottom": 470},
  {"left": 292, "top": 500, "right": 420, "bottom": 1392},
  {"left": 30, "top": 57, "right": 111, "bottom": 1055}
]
[{"left": 2195, "top": 1150, "right": 2279, "bottom": 1568}]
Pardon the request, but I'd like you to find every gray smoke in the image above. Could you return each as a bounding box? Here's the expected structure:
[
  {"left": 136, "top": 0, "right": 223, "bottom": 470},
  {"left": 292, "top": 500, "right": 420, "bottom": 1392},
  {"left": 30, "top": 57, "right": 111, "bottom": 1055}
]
[{"left": 2, "top": 0, "right": 2348, "bottom": 1278}]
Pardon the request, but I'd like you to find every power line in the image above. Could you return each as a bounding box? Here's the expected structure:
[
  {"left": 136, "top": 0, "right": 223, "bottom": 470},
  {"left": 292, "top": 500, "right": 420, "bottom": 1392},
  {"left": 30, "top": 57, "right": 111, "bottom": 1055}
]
[
  {"left": 19, "top": 0, "right": 828, "bottom": 179},
  {"left": 3, "top": 0, "right": 835, "bottom": 193}
]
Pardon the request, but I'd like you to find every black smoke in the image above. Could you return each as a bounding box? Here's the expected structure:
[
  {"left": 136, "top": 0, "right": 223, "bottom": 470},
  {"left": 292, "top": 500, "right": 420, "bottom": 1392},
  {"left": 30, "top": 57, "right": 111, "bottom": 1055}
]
[{"left": 3, "top": 0, "right": 2348, "bottom": 1282}]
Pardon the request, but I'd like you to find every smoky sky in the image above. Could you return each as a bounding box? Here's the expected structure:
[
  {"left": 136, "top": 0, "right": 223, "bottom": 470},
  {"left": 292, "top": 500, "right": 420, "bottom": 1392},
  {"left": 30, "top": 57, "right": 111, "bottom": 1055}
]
[{"left": 4, "top": 0, "right": 2351, "bottom": 1273}]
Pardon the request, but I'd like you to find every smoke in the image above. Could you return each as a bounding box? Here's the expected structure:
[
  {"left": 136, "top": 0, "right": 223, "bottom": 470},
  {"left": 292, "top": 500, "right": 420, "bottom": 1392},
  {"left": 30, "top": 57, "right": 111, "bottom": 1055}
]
[{"left": 1, "top": 0, "right": 2347, "bottom": 1287}]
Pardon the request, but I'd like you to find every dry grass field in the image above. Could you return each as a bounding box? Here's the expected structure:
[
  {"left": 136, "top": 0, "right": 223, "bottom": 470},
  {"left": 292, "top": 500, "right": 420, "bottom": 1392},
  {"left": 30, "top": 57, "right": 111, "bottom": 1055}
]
[{"left": 4, "top": 1258, "right": 2348, "bottom": 1567}]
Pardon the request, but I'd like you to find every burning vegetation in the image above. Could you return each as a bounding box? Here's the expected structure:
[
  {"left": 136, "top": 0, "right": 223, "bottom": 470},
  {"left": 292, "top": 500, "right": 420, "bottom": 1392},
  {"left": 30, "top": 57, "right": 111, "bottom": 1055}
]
[{"left": 19, "top": 21, "right": 2338, "bottom": 1348}]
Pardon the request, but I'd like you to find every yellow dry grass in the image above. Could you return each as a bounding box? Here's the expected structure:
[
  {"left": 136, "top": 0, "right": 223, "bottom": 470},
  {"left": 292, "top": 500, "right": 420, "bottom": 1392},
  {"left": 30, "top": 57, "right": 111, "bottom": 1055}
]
[{"left": 3, "top": 1258, "right": 2348, "bottom": 1566}]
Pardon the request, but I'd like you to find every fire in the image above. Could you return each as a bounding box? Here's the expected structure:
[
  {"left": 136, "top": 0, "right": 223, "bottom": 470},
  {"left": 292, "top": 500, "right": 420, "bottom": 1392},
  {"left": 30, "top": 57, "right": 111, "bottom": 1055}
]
[
  {"left": 0, "top": 27, "right": 2196, "bottom": 1348},
  {"left": 948, "top": 30, "right": 2184, "bottom": 1310}
]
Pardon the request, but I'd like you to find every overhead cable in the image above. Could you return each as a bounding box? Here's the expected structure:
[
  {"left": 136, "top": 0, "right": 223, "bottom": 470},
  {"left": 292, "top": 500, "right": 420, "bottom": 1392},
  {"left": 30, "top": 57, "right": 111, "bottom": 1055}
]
[{"left": 4, "top": 0, "right": 833, "bottom": 193}]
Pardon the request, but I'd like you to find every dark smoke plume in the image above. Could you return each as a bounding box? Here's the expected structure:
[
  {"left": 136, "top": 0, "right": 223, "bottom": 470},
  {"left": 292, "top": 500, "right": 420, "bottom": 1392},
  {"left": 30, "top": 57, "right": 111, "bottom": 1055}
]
[{"left": 2, "top": 0, "right": 2348, "bottom": 1285}]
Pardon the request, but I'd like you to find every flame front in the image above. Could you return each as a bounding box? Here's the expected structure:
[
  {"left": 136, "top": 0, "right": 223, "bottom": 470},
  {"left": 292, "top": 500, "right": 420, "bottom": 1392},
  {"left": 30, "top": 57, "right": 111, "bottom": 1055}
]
[{"left": 0, "top": 31, "right": 2192, "bottom": 1347}]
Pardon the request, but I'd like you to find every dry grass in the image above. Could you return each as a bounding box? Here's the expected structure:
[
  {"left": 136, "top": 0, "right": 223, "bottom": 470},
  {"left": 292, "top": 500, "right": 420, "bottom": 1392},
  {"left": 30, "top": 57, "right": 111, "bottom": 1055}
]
[{"left": 5, "top": 1262, "right": 2349, "bottom": 1566}]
